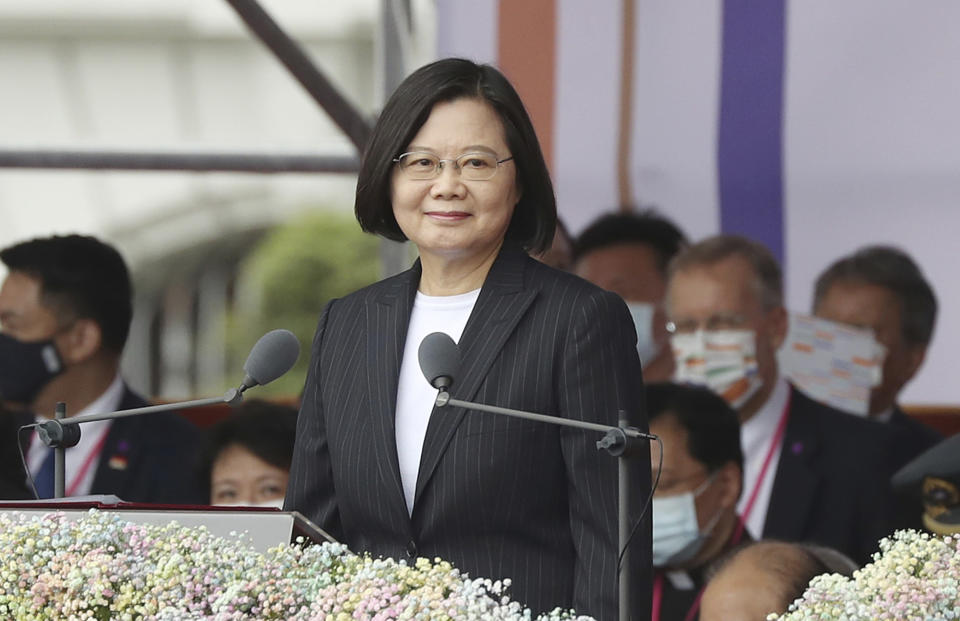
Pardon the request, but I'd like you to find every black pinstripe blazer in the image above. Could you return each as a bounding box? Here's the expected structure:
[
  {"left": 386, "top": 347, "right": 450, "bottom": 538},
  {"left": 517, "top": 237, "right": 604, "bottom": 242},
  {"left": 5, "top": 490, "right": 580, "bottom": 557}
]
[{"left": 286, "top": 244, "right": 652, "bottom": 620}]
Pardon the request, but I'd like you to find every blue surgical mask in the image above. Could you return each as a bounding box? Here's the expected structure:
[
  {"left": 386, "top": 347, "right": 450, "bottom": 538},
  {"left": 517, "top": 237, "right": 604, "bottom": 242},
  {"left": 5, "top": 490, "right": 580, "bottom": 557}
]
[
  {"left": 652, "top": 474, "right": 722, "bottom": 568},
  {"left": 626, "top": 302, "right": 661, "bottom": 366}
]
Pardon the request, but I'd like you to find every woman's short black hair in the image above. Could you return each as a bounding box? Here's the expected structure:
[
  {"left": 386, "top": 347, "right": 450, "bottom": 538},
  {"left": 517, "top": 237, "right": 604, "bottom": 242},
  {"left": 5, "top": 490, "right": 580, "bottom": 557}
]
[
  {"left": 196, "top": 399, "right": 298, "bottom": 499},
  {"left": 355, "top": 57, "right": 557, "bottom": 254}
]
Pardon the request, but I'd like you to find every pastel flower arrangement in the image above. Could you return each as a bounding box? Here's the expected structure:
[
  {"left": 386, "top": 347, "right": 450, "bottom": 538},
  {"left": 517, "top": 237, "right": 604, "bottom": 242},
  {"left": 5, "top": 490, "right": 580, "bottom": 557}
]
[
  {"left": 0, "top": 510, "right": 591, "bottom": 621},
  {"left": 769, "top": 529, "right": 960, "bottom": 620}
]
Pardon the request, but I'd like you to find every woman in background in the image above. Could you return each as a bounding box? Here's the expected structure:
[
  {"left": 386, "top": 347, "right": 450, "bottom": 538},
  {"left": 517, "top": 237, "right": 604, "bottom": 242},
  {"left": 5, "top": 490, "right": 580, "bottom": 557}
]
[{"left": 198, "top": 399, "right": 297, "bottom": 507}]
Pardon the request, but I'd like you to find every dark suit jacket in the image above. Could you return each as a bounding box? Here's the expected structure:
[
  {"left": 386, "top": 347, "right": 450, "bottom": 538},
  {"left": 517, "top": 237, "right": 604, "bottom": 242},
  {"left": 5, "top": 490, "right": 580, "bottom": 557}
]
[
  {"left": 286, "top": 245, "right": 652, "bottom": 621},
  {"left": 763, "top": 386, "right": 899, "bottom": 565},
  {"left": 4, "top": 385, "right": 203, "bottom": 504},
  {"left": 88, "top": 387, "right": 204, "bottom": 504},
  {"left": 0, "top": 407, "right": 32, "bottom": 499},
  {"left": 888, "top": 405, "right": 942, "bottom": 469}
]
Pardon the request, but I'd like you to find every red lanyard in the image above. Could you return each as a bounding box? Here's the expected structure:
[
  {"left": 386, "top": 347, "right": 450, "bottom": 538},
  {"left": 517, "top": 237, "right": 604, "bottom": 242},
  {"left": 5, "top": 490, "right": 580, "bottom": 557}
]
[
  {"left": 34, "top": 424, "right": 111, "bottom": 497},
  {"left": 67, "top": 428, "right": 111, "bottom": 496}
]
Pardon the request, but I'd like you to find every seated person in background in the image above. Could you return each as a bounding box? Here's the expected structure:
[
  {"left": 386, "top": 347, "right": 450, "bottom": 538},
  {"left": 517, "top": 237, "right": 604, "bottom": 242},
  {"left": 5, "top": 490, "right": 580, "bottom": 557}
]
[
  {"left": 647, "top": 382, "right": 745, "bottom": 621},
  {"left": 699, "top": 541, "right": 858, "bottom": 621},
  {"left": 532, "top": 217, "right": 573, "bottom": 271},
  {"left": 812, "top": 245, "right": 942, "bottom": 461},
  {"left": 0, "top": 235, "right": 202, "bottom": 503},
  {"left": 892, "top": 433, "right": 960, "bottom": 536},
  {"left": 574, "top": 210, "right": 688, "bottom": 382},
  {"left": 665, "top": 235, "right": 898, "bottom": 565},
  {"left": 198, "top": 399, "right": 298, "bottom": 507}
]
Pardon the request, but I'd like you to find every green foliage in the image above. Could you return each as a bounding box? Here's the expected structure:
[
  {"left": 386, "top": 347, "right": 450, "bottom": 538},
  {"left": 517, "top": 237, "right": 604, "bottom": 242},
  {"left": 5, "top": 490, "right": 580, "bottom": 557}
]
[{"left": 227, "top": 210, "right": 380, "bottom": 396}]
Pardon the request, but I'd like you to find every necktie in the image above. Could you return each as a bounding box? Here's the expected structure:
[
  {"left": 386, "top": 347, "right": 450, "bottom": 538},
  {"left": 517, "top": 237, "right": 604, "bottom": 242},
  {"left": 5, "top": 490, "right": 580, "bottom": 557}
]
[{"left": 34, "top": 448, "right": 56, "bottom": 498}]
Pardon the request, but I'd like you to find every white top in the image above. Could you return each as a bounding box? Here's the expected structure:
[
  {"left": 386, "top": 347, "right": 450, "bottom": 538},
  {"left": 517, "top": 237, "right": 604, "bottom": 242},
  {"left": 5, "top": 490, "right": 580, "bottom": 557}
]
[
  {"left": 736, "top": 377, "right": 790, "bottom": 538},
  {"left": 28, "top": 374, "right": 124, "bottom": 496},
  {"left": 395, "top": 288, "right": 480, "bottom": 515}
]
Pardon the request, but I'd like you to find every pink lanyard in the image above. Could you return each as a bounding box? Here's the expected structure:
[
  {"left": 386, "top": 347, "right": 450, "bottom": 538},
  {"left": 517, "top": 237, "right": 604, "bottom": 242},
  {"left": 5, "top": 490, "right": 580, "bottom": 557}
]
[{"left": 734, "top": 391, "right": 792, "bottom": 542}]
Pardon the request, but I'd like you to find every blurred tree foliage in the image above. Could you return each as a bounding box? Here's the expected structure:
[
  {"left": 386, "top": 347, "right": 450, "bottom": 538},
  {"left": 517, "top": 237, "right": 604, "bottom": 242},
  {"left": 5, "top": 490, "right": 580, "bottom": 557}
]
[{"left": 226, "top": 210, "right": 380, "bottom": 397}]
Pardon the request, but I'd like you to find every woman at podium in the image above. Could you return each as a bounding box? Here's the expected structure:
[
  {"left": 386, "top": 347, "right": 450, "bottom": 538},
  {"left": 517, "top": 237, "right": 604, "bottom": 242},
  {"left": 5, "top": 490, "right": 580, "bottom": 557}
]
[{"left": 285, "top": 58, "right": 650, "bottom": 621}]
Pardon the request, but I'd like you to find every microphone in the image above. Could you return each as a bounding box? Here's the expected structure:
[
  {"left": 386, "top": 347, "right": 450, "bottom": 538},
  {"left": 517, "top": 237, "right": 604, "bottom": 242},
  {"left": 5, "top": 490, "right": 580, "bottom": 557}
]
[
  {"left": 24, "top": 330, "right": 301, "bottom": 498},
  {"left": 239, "top": 329, "right": 301, "bottom": 393},
  {"left": 416, "top": 332, "right": 653, "bottom": 440},
  {"left": 417, "top": 332, "right": 459, "bottom": 392}
]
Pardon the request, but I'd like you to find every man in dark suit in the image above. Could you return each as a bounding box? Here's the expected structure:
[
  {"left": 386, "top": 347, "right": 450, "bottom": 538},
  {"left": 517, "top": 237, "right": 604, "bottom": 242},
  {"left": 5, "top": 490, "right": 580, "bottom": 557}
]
[
  {"left": 812, "top": 245, "right": 942, "bottom": 462},
  {"left": 0, "top": 234, "right": 201, "bottom": 503},
  {"left": 664, "top": 235, "right": 897, "bottom": 565}
]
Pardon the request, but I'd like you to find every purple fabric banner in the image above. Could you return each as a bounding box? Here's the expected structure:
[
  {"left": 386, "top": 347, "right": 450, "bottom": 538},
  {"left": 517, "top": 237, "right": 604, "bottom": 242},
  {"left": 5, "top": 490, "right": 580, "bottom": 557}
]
[{"left": 717, "top": 0, "right": 787, "bottom": 265}]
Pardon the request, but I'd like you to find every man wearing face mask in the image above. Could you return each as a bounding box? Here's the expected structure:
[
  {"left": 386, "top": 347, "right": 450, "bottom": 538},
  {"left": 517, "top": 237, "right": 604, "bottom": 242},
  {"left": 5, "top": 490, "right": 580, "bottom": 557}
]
[
  {"left": 0, "top": 234, "right": 202, "bottom": 503},
  {"left": 665, "top": 235, "right": 898, "bottom": 565},
  {"left": 647, "top": 383, "right": 745, "bottom": 621},
  {"left": 574, "top": 210, "right": 688, "bottom": 382},
  {"left": 812, "top": 246, "right": 942, "bottom": 460}
]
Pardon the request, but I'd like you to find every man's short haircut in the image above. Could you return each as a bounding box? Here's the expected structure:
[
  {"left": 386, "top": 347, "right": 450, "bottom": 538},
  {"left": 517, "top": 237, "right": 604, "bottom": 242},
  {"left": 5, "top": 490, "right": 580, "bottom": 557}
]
[
  {"left": 813, "top": 245, "right": 937, "bottom": 346},
  {"left": 196, "top": 399, "right": 298, "bottom": 498},
  {"left": 646, "top": 382, "right": 743, "bottom": 473},
  {"left": 668, "top": 234, "right": 783, "bottom": 309},
  {"left": 572, "top": 209, "right": 688, "bottom": 272},
  {"left": 0, "top": 234, "right": 132, "bottom": 354},
  {"left": 354, "top": 57, "right": 557, "bottom": 254}
]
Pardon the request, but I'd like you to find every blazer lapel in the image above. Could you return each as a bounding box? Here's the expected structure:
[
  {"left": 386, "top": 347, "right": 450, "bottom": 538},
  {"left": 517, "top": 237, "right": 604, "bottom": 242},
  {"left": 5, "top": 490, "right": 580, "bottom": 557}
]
[
  {"left": 763, "top": 390, "right": 819, "bottom": 540},
  {"left": 366, "top": 262, "right": 420, "bottom": 513},
  {"left": 90, "top": 386, "right": 145, "bottom": 498},
  {"left": 414, "top": 246, "right": 538, "bottom": 506}
]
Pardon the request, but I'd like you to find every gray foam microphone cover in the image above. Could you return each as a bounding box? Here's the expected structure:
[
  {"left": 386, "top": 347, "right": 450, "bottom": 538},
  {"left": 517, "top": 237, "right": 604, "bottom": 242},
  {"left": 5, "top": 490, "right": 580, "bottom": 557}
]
[
  {"left": 243, "top": 329, "right": 301, "bottom": 387},
  {"left": 418, "top": 332, "right": 460, "bottom": 389}
]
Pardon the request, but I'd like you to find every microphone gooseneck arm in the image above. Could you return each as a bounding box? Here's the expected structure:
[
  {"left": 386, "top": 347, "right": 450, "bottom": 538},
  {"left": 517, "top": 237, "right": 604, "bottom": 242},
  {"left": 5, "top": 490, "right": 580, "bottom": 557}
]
[{"left": 435, "top": 391, "right": 655, "bottom": 441}]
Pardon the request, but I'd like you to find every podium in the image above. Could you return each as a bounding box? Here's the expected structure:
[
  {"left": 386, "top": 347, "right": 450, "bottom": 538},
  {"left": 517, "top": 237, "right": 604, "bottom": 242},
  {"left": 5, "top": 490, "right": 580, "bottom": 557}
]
[{"left": 0, "top": 496, "right": 336, "bottom": 553}]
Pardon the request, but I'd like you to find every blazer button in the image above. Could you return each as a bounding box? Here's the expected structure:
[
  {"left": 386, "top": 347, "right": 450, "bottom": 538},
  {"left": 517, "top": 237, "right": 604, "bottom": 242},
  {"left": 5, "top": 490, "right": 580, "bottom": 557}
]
[{"left": 406, "top": 540, "right": 417, "bottom": 559}]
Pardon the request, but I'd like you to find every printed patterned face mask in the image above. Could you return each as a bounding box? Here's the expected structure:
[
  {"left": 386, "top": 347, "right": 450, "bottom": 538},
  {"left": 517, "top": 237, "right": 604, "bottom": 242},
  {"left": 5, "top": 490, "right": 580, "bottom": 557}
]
[{"left": 671, "top": 329, "right": 762, "bottom": 408}]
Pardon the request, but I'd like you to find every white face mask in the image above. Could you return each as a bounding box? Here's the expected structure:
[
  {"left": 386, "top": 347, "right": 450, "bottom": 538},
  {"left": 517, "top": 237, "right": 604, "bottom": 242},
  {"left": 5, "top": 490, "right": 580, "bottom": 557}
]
[
  {"left": 627, "top": 302, "right": 662, "bottom": 366},
  {"left": 652, "top": 474, "right": 723, "bottom": 567},
  {"left": 671, "top": 329, "right": 762, "bottom": 408},
  {"left": 778, "top": 313, "right": 886, "bottom": 417}
]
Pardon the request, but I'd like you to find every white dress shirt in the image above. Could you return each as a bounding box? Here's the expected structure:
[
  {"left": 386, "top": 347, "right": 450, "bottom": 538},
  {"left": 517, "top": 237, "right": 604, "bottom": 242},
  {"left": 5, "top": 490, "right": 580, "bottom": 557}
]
[
  {"left": 28, "top": 374, "right": 124, "bottom": 496},
  {"left": 736, "top": 377, "right": 791, "bottom": 538}
]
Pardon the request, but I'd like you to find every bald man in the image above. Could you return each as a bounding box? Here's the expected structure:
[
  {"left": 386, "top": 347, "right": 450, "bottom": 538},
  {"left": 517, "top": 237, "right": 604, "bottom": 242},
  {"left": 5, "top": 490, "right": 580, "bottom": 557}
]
[{"left": 700, "top": 541, "right": 856, "bottom": 621}]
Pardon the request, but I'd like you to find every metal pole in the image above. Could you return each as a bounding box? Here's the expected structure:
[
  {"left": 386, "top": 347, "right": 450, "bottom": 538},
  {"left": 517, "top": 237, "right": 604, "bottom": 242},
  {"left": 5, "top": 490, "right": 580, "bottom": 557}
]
[
  {"left": 223, "top": 0, "right": 373, "bottom": 153},
  {"left": 54, "top": 402, "right": 67, "bottom": 499},
  {"left": 0, "top": 150, "right": 359, "bottom": 174},
  {"left": 618, "top": 411, "right": 631, "bottom": 621}
]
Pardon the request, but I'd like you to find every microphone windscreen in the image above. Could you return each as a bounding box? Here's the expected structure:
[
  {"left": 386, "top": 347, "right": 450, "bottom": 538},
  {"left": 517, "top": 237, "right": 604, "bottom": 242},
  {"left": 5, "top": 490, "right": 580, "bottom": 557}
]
[
  {"left": 418, "top": 332, "right": 460, "bottom": 389},
  {"left": 243, "top": 329, "right": 301, "bottom": 388}
]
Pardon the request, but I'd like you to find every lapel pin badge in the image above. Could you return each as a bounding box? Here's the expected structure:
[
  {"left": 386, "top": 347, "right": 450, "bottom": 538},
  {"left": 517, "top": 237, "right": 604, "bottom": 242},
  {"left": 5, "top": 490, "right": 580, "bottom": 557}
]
[{"left": 108, "top": 454, "right": 129, "bottom": 470}]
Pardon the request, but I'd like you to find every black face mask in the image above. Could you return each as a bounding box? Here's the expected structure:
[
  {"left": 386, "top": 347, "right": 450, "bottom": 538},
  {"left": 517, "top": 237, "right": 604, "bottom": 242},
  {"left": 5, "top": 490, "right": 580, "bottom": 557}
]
[{"left": 0, "top": 332, "right": 64, "bottom": 405}]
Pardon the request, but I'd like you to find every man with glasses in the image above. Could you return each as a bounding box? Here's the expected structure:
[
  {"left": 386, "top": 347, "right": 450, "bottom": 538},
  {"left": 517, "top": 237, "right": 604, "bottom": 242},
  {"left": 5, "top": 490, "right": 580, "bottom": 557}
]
[
  {"left": 664, "top": 235, "right": 897, "bottom": 565},
  {"left": 647, "top": 382, "right": 745, "bottom": 621}
]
